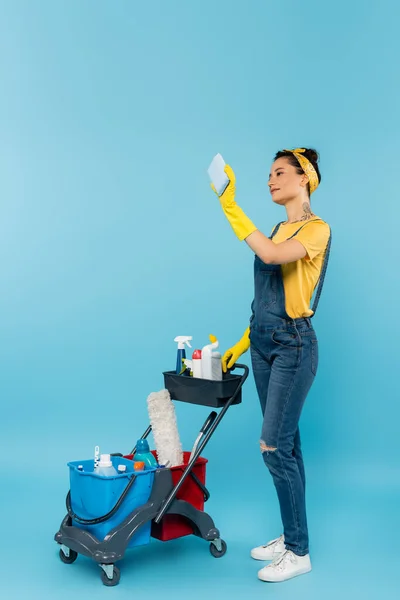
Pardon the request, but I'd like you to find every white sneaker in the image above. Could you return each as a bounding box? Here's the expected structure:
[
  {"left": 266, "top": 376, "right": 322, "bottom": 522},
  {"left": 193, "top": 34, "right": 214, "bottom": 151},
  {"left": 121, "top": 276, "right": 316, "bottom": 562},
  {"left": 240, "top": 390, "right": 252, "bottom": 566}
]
[
  {"left": 250, "top": 534, "right": 285, "bottom": 561},
  {"left": 258, "top": 549, "right": 312, "bottom": 582}
]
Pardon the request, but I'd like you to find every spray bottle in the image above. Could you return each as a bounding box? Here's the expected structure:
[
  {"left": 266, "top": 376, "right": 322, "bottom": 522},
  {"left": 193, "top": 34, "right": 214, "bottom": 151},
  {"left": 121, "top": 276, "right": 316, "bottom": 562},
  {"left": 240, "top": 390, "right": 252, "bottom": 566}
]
[
  {"left": 174, "top": 336, "right": 192, "bottom": 374},
  {"left": 201, "top": 334, "right": 223, "bottom": 381}
]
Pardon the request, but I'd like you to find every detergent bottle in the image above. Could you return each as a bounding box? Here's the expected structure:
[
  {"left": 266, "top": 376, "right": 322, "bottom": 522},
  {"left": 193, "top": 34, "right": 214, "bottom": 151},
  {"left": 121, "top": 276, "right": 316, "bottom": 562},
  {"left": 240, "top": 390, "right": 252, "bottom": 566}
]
[
  {"left": 201, "top": 335, "right": 223, "bottom": 381},
  {"left": 94, "top": 454, "right": 118, "bottom": 476},
  {"left": 134, "top": 439, "right": 158, "bottom": 469},
  {"left": 174, "top": 335, "right": 192, "bottom": 374}
]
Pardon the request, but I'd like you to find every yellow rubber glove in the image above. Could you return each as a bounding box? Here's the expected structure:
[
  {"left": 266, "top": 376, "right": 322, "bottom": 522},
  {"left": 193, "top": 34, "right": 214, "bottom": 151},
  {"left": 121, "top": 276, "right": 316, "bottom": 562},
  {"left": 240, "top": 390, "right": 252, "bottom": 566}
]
[
  {"left": 211, "top": 165, "right": 258, "bottom": 241},
  {"left": 221, "top": 327, "right": 251, "bottom": 373}
]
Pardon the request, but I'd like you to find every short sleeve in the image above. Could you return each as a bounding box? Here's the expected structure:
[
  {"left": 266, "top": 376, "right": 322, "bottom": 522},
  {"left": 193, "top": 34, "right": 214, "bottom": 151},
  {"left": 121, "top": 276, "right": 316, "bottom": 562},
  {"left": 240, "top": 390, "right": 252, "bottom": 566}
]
[{"left": 294, "top": 220, "right": 330, "bottom": 261}]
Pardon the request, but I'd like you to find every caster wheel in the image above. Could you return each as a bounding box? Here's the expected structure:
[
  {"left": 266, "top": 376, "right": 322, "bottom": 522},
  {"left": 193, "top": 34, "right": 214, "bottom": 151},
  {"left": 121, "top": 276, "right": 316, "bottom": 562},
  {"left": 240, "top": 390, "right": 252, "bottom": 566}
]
[
  {"left": 59, "top": 548, "right": 78, "bottom": 564},
  {"left": 210, "top": 539, "right": 227, "bottom": 558},
  {"left": 101, "top": 566, "right": 121, "bottom": 587}
]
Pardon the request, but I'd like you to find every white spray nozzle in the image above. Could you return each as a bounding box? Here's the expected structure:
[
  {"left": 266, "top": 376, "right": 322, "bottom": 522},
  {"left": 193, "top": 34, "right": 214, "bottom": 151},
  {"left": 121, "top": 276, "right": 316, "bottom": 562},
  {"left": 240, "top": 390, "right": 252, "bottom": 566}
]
[{"left": 174, "top": 335, "right": 193, "bottom": 349}]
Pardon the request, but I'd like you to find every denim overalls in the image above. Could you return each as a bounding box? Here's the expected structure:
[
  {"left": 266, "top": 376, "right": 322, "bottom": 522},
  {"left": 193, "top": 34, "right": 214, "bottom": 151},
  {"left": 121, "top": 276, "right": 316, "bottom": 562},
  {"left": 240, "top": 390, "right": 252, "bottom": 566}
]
[{"left": 249, "top": 221, "right": 332, "bottom": 556}]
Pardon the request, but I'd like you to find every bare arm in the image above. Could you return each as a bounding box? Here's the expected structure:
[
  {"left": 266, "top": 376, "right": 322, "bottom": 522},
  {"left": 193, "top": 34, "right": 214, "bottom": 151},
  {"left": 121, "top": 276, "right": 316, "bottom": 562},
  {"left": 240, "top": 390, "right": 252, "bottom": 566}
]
[{"left": 245, "top": 230, "right": 307, "bottom": 265}]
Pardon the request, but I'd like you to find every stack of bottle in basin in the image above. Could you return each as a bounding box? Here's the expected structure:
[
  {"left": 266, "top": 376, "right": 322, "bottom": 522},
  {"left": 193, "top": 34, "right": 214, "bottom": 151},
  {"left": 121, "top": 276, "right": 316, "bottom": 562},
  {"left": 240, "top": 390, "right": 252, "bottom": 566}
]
[
  {"left": 68, "top": 438, "right": 208, "bottom": 545},
  {"left": 67, "top": 439, "right": 160, "bottom": 549}
]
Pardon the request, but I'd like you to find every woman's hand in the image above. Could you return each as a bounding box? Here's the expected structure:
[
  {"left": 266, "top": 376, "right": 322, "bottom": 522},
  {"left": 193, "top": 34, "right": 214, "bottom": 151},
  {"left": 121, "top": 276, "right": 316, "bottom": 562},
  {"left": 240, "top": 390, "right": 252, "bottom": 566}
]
[
  {"left": 221, "top": 327, "right": 251, "bottom": 373},
  {"left": 211, "top": 165, "right": 237, "bottom": 208},
  {"left": 210, "top": 165, "right": 257, "bottom": 242}
]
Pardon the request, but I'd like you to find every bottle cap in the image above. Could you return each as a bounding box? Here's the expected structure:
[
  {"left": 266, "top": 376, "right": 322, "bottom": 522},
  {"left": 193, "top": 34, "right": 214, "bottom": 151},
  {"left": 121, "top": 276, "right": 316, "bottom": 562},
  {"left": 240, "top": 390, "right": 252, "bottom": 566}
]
[
  {"left": 117, "top": 465, "right": 127, "bottom": 473},
  {"left": 98, "top": 454, "right": 112, "bottom": 468},
  {"left": 136, "top": 439, "right": 150, "bottom": 453},
  {"left": 134, "top": 461, "right": 145, "bottom": 471}
]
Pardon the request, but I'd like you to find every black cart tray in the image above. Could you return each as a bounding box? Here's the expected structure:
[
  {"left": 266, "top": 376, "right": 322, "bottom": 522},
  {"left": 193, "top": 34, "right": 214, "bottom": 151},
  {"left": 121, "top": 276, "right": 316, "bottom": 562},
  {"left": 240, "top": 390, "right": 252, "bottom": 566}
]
[{"left": 163, "top": 371, "right": 243, "bottom": 408}]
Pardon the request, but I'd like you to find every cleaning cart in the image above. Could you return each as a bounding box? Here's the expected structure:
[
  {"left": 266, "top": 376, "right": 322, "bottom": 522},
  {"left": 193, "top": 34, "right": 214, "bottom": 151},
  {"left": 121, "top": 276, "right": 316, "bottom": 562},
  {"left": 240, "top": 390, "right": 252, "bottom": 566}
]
[{"left": 54, "top": 364, "right": 248, "bottom": 587}]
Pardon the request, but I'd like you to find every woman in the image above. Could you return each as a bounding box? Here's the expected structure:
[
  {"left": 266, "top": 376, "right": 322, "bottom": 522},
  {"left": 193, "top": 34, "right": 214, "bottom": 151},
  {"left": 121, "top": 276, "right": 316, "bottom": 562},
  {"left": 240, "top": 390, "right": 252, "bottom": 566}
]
[{"left": 212, "top": 148, "right": 331, "bottom": 583}]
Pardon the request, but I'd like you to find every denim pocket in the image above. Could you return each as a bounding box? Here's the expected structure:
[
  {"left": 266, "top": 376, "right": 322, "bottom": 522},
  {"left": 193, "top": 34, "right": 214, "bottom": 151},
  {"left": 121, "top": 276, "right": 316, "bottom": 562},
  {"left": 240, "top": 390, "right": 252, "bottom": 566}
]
[
  {"left": 271, "top": 329, "right": 302, "bottom": 349},
  {"left": 311, "top": 339, "right": 319, "bottom": 375}
]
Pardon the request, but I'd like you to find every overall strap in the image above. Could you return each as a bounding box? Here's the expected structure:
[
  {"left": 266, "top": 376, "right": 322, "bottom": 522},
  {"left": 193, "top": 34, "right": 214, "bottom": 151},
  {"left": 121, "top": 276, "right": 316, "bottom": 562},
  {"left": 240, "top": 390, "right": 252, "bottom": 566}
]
[
  {"left": 269, "top": 221, "right": 285, "bottom": 239},
  {"left": 287, "top": 222, "right": 332, "bottom": 318},
  {"left": 310, "top": 229, "right": 332, "bottom": 316}
]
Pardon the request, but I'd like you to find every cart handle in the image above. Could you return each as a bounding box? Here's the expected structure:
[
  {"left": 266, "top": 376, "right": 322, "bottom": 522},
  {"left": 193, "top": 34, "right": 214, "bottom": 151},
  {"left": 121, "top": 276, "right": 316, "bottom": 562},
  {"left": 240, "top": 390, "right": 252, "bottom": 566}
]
[{"left": 228, "top": 362, "right": 249, "bottom": 384}]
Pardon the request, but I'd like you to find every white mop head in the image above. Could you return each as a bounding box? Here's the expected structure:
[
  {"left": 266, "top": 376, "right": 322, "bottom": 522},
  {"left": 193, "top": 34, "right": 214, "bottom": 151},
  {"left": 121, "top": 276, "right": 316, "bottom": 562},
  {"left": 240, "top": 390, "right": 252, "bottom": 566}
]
[{"left": 147, "top": 389, "right": 183, "bottom": 468}]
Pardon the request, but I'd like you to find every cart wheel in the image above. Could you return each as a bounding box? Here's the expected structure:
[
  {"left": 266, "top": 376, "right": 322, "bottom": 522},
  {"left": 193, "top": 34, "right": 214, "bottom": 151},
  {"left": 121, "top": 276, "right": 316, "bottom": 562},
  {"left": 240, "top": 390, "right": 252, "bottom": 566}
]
[
  {"left": 59, "top": 548, "right": 78, "bottom": 564},
  {"left": 210, "top": 539, "right": 227, "bottom": 558},
  {"left": 101, "top": 565, "right": 120, "bottom": 587}
]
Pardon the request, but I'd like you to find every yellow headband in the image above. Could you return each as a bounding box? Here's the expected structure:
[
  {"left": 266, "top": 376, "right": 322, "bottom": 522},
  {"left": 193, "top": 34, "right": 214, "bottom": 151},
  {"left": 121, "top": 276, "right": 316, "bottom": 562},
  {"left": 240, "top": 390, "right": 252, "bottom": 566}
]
[{"left": 283, "top": 148, "right": 319, "bottom": 194}]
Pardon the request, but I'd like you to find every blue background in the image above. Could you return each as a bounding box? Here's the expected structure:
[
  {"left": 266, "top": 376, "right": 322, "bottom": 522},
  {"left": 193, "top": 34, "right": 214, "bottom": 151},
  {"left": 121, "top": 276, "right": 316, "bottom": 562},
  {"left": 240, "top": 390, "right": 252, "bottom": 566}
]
[{"left": 0, "top": 0, "right": 398, "bottom": 598}]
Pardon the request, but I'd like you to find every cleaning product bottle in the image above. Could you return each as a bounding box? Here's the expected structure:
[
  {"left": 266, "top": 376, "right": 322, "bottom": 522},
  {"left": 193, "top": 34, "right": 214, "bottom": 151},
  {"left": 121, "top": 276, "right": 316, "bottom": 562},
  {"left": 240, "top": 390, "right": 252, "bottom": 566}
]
[
  {"left": 133, "top": 461, "right": 145, "bottom": 471},
  {"left": 174, "top": 336, "right": 192, "bottom": 374},
  {"left": 201, "top": 335, "right": 223, "bottom": 381},
  {"left": 183, "top": 358, "right": 193, "bottom": 376},
  {"left": 192, "top": 349, "right": 202, "bottom": 378},
  {"left": 94, "top": 454, "right": 118, "bottom": 476},
  {"left": 134, "top": 439, "right": 158, "bottom": 469}
]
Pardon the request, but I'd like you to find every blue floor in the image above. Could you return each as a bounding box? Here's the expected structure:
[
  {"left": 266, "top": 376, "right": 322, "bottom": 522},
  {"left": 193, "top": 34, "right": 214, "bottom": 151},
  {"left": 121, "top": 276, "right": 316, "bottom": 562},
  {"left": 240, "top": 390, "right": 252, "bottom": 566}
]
[{"left": 3, "top": 464, "right": 398, "bottom": 600}]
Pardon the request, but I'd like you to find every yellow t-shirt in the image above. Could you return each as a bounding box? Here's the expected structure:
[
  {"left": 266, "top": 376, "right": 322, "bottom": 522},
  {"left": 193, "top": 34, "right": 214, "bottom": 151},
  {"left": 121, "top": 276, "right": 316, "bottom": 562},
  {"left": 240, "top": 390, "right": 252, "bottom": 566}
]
[{"left": 270, "top": 216, "right": 331, "bottom": 319}]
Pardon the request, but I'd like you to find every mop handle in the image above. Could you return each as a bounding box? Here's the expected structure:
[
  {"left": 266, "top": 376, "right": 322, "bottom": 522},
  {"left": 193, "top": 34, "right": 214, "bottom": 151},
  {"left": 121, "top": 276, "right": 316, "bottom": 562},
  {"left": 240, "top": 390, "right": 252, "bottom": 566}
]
[{"left": 189, "top": 411, "right": 218, "bottom": 463}]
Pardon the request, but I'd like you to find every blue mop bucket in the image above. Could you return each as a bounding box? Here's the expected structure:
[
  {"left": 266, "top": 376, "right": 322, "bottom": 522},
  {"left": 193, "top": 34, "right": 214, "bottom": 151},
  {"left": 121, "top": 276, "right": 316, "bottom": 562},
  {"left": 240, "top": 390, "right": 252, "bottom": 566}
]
[{"left": 67, "top": 456, "right": 155, "bottom": 547}]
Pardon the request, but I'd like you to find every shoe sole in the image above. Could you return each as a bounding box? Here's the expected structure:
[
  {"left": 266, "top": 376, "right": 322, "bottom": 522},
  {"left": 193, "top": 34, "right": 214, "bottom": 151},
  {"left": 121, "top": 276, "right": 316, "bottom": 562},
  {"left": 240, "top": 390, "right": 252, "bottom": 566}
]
[{"left": 258, "top": 565, "right": 312, "bottom": 583}]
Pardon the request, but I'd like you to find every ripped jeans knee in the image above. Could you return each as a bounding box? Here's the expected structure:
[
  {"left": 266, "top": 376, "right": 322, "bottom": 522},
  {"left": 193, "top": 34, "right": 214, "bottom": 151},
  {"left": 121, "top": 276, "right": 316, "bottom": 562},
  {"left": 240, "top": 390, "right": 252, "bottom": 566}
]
[{"left": 260, "top": 440, "right": 277, "bottom": 454}]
